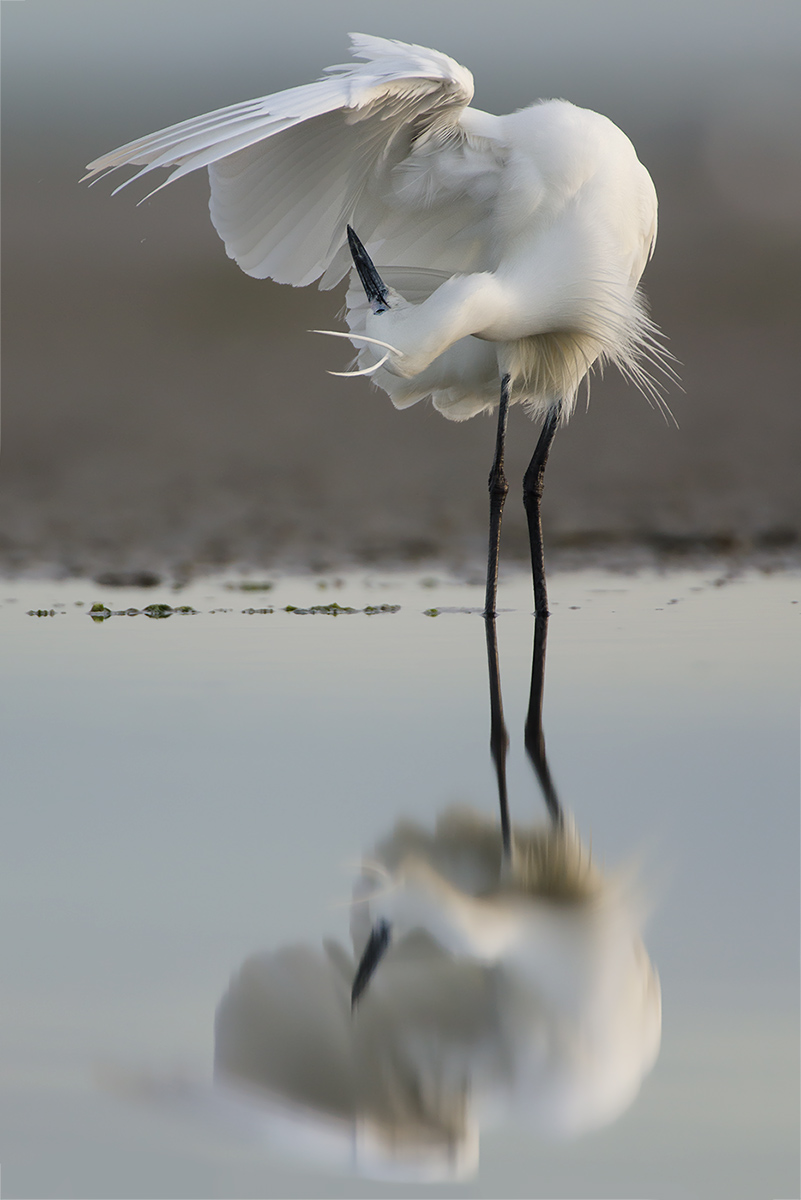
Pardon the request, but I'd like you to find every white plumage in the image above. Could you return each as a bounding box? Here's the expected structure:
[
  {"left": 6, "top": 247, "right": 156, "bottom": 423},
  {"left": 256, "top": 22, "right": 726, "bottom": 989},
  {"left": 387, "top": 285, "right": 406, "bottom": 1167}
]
[{"left": 85, "top": 33, "right": 670, "bottom": 423}]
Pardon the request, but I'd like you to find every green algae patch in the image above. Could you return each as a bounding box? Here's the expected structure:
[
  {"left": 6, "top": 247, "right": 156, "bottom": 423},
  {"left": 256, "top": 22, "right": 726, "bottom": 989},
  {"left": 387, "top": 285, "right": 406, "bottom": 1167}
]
[
  {"left": 308, "top": 603, "right": 358, "bottom": 615},
  {"left": 142, "top": 604, "right": 175, "bottom": 618},
  {"left": 83, "top": 603, "right": 198, "bottom": 621},
  {"left": 227, "top": 581, "right": 274, "bottom": 592},
  {"left": 141, "top": 603, "right": 198, "bottom": 618},
  {"left": 284, "top": 602, "right": 398, "bottom": 616}
]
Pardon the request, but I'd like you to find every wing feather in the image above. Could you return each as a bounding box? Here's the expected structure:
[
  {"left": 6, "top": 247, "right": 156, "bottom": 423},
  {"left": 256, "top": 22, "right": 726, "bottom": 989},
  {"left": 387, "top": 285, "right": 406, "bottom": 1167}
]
[{"left": 84, "top": 34, "right": 504, "bottom": 286}]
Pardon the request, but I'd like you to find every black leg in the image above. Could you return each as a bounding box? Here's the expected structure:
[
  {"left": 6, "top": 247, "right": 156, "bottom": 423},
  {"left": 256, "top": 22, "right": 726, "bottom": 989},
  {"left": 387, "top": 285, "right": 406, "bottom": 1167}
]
[
  {"left": 483, "top": 374, "right": 511, "bottom": 620},
  {"left": 484, "top": 611, "right": 511, "bottom": 860},
  {"left": 522, "top": 406, "right": 560, "bottom": 617},
  {"left": 483, "top": 378, "right": 512, "bottom": 859},
  {"left": 524, "top": 611, "right": 564, "bottom": 827}
]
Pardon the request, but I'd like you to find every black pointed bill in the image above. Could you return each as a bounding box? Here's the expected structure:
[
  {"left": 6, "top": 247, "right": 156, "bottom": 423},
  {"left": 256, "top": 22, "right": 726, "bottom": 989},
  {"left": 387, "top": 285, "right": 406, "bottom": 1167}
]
[
  {"left": 347, "top": 226, "right": 390, "bottom": 314},
  {"left": 351, "top": 919, "right": 392, "bottom": 1008}
]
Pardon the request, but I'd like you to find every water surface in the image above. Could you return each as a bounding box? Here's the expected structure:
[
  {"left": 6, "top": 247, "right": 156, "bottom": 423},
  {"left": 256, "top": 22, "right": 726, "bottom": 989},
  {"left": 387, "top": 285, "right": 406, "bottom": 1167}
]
[{"left": 1, "top": 569, "right": 798, "bottom": 1198}]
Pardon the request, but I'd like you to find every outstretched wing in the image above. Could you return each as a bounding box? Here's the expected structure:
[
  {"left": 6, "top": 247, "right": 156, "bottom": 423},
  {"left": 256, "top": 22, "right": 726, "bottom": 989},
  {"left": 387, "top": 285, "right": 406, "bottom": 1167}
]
[{"left": 84, "top": 34, "right": 504, "bottom": 287}]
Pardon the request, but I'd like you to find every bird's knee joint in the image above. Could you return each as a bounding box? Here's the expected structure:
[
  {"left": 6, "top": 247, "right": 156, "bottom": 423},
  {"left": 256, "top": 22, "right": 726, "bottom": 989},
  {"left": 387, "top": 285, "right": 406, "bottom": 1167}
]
[
  {"left": 523, "top": 481, "right": 544, "bottom": 508},
  {"left": 488, "top": 471, "right": 508, "bottom": 500}
]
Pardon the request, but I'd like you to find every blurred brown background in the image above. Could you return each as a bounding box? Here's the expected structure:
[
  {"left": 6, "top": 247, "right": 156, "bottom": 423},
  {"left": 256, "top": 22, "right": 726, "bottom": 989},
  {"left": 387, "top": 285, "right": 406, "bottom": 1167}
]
[{"left": 3, "top": 1, "right": 800, "bottom": 579}]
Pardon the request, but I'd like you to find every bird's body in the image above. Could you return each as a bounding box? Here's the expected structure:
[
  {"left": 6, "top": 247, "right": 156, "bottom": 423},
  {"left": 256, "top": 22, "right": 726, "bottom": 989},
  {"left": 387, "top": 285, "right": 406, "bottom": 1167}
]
[
  {"left": 349, "top": 99, "right": 660, "bottom": 423},
  {"left": 85, "top": 33, "right": 665, "bottom": 424}
]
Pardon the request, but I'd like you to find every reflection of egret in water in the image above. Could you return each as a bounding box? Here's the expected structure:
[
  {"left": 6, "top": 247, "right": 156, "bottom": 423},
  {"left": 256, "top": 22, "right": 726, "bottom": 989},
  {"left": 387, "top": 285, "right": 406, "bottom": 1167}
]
[{"left": 208, "top": 607, "right": 661, "bottom": 1180}]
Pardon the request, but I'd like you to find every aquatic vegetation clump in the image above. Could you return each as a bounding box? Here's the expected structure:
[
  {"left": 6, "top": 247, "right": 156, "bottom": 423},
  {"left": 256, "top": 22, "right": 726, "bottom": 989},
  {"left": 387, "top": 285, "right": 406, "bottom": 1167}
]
[{"left": 227, "top": 581, "right": 275, "bottom": 592}]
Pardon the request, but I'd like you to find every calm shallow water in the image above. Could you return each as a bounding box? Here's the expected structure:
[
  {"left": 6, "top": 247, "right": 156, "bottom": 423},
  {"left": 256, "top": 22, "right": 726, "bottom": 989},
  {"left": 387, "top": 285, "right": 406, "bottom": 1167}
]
[{"left": 1, "top": 568, "right": 798, "bottom": 1199}]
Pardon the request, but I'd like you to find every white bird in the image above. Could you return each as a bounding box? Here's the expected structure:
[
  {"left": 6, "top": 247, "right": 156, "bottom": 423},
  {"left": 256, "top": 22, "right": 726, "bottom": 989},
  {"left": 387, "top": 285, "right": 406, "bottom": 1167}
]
[{"left": 84, "top": 33, "right": 672, "bottom": 614}]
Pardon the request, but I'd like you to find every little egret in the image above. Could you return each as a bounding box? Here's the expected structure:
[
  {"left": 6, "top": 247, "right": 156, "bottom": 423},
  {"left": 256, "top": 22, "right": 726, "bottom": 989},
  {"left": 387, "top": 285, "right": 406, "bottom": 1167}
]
[{"left": 85, "top": 33, "right": 672, "bottom": 615}]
